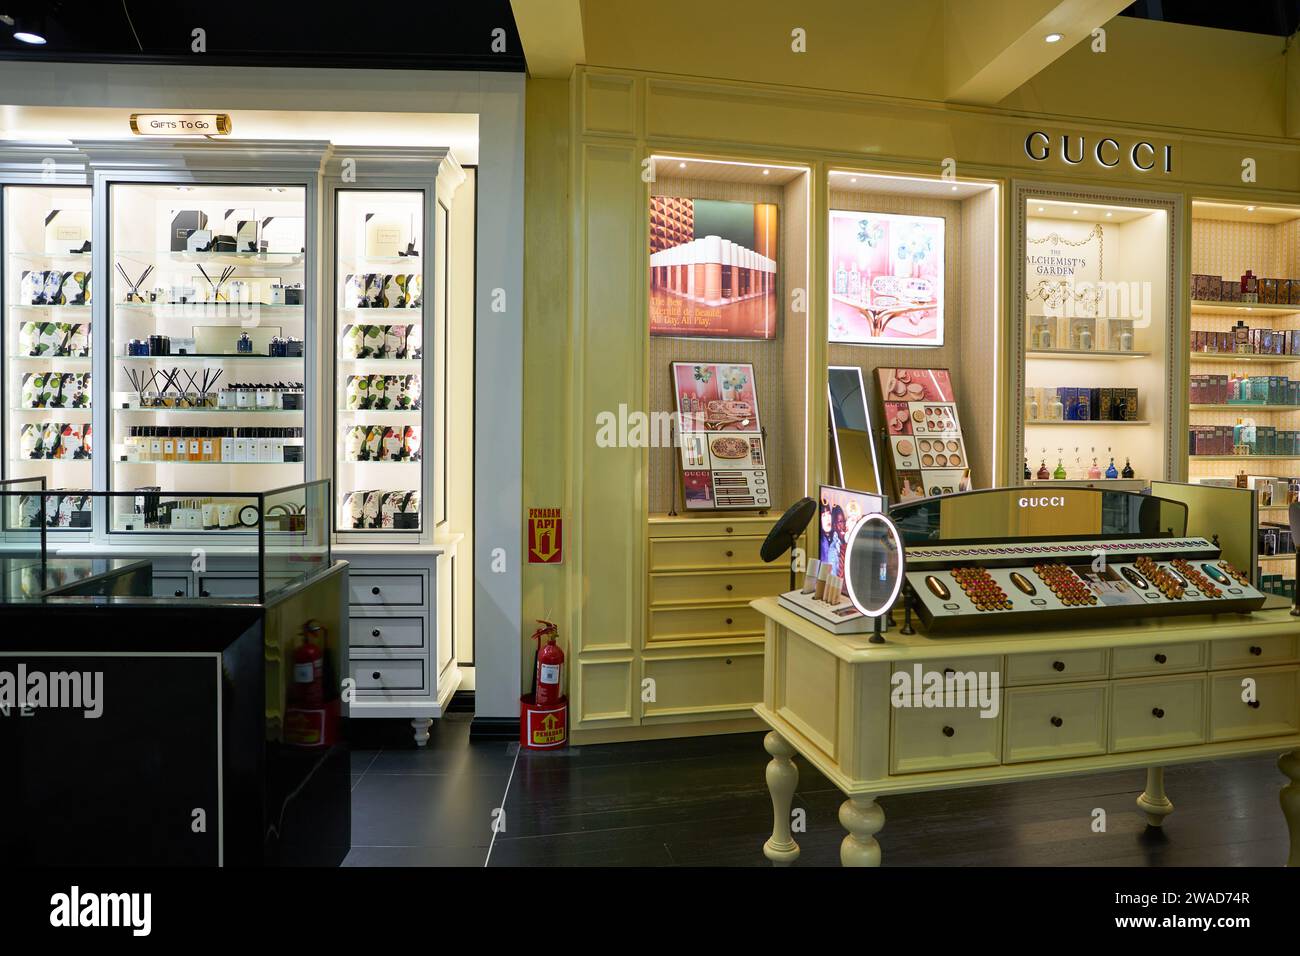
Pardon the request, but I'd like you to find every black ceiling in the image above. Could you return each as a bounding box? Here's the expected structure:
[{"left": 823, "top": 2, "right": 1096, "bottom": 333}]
[
  {"left": 0, "top": 0, "right": 525, "bottom": 71},
  {"left": 1122, "top": 0, "right": 1300, "bottom": 37}
]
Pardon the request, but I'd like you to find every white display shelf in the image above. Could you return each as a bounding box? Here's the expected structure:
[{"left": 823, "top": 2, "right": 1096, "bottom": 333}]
[
  {"left": 115, "top": 249, "right": 305, "bottom": 267},
  {"left": 1190, "top": 352, "right": 1300, "bottom": 364},
  {"left": 11, "top": 406, "right": 92, "bottom": 415},
  {"left": 114, "top": 406, "right": 303, "bottom": 415},
  {"left": 1025, "top": 348, "right": 1150, "bottom": 360},
  {"left": 337, "top": 357, "right": 421, "bottom": 370},
  {"left": 114, "top": 302, "right": 305, "bottom": 315},
  {"left": 7, "top": 251, "right": 93, "bottom": 267},
  {"left": 114, "top": 459, "right": 303, "bottom": 466},
  {"left": 8, "top": 305, "right": 92, "bottom": 316},
  {"left": 337, "top": 307, "right": 423, "bottom": 317},
  {"left": 1025, "top": 419, "right": 1151, "bottom": 426},
  {"left": 11, "top": 356, "right": 90, "bottom": 365},
  {"left": 1190, "top": 404, "right": 1300, "bottom": 412},
  {"left": 1191, "top": 300, "right": 1300, "bottom": 315},
  {"left": 117, "top": 354, "right": 303, "bottom": 364}
]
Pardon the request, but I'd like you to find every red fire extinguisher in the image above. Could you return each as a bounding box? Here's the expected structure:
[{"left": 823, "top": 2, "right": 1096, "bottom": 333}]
[
  {"left": 531, "top": 619, "right": 564, "bottom": 707},
  {"left": 292, "top": 623, "right": 325, "bottom": 709}
]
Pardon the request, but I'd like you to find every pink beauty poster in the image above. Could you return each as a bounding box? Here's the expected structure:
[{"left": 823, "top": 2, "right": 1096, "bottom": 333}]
[{"left": 828, "top": 210, "right": 944, "bottom": 346}]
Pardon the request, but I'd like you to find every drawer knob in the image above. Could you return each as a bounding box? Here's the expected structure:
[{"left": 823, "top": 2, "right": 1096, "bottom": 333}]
[
  {"left": 372, "top": 671, "right": 382, "bottom": 680},
  {"left": 1052, "top": 660, "right": 1065, "bottom": 672},
  {"left": 725, "top": 584, "right": 733, "bottom": 591},
  {"left": 725, "top": 658, "right": 733, "bottom": 665},
  {"left": 1248, "top": 700, "right": 1261, "bottom": 709},
  {"left": 1152, "top": 707, "right": 1165, "bottom": 719},
  {"left": 725, "top": 526, "right": 733, "bottom": 533},
  {"left": 941, "top": 725, "right": 955, "bottom": 737},
  {"left": 725, "top": 617, "right": 733, "bottom": 625},
  {"left": 372, "top": 628, "right": 381, "bottom": 638},
  {"left": 371, "top": 586, "right": 382, "bottom": 596},
  {"left": 725, "top": 550, "right": 734, "bottom": 557},
  {"left": 200, "top": 589, "right": 210, "bottom": 597},
  {"left": 1153, "top": 653, "right": 1167, "bottom": 664},
  {"left": 1050, "top": 716, "right": 1063, "bottom": 728},
  {"left": 174, "top": 589, "right": 184, "bottom": 597},
  {"left": 1250, "top": 645, "right": 1263, "bottom": 656}
]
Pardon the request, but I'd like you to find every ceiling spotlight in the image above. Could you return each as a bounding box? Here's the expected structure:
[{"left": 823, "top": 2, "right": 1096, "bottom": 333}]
[
  {"left": 10, "top": 12, "right": 46, "bottom": 44},
  {"left": 1105, "top": 211, "right": 1113, "bottom": 217},
  {"left": 1045, "top": 33, "right": 1063, "bottom": 43},
  {"left": 14, "top": 29, "right": 46, "bottom": 44},
  {"left": 1036, "top": 206, "right": 1044, "bottom": 212},
  {"left": 1246, "top": 205, "right": 1256, "bottom": 212},
  {"left": 762, "top": 169, "right": 770, "bottom": 176},
  {"left": 850, "top": 178, "right": 857, "bottom": 183},
  {"left": 1072, "top": 209, "right": 1079, "bottom": 215},
  {"left": 950, "top": 185, "right": 959, "bottom": 191},
  {"left": 678, "top": 162, "right": 686, "bottom": 169}
]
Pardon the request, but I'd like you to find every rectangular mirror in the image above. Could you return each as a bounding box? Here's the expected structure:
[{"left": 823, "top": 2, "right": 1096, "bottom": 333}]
[{"left": 828, "top": 365, "right": 881, "bottom": 495}]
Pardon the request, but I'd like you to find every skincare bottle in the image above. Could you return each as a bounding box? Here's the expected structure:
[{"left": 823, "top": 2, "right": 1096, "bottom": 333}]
[
  {"left": 815, "top": 563, "right": 830, "bottom": 600},
  {"left": 201, "top": 428, "right": 215, "bottom": 463},
  {"left": 802, "top": 558, "right": 821, "bottom": 594},
  {"left": 220, "top": 428, "right": 233, "bottom": 463},
  {"left": 187, "top": 427, "right": 201, "bottom": 463}
]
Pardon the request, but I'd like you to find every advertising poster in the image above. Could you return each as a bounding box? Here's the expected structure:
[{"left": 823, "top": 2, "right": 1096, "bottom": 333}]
[
  {"left": 875, "top": 366, "right": 972, "bottom": 502},
  {"left": 829, "top": 210, "right": 944, "bottom": 345},
  {"left": 670, "top": 361, "right": 769, "bottom": 510},
  {"left": 650, "top": 197, "right": 778, "bottom": 339}
]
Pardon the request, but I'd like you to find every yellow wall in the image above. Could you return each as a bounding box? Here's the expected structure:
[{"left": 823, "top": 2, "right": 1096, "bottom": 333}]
[{"left": 520, "top": 12, "right": 1300, "bottom": 695}]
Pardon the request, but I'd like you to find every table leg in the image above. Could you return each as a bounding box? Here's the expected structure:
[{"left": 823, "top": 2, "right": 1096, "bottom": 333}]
[
  {"left": 1136, "top": 767, "right": 1174, "bottom": 827},
  {"left": 839, "top": 795, "right": 884, "bottom": 867},
  {"left": 410, "top": 718, "right": 432, "bottom": 747},
  {"left": 1280, "top": 749, "right": 1300, "bottom": 867},
  {"left": 762, "top": 731, "right": 800, "bottom": 866}
]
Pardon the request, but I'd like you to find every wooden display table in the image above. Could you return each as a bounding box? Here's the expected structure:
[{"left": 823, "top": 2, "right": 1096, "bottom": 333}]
[{"left": 752, "top": 596, "right": 1300, "bottom": 866}]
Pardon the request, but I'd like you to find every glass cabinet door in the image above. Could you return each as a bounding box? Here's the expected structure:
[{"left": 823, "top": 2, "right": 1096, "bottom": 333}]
[
  {"left": 3, "top": 184, "right": 94, "bottom": 530},
  {"left": 333, "top": 190, "right": 425, "bottom": 533},
  {"left": 107, "top": 183, "right": 308, "bottom": 532}
]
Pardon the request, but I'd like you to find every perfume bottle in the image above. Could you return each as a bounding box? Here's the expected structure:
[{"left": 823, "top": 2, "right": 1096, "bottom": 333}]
[
  {"left": 1024, "top": 457, "right": 1032, "bottom": 480},
  {"left": 1037, "top": 459, "right": 1050, "bottom": 480},
  {"left": 1105, "top": 457, "right": 1119, "bottom": 479},
  {"left": 1118, "top": 325, "right": 1133, "bottom": 351},
  {"left": 1088, "top": 457, "right": 1101, "bottom": 480},
  {"left": 1026, "top": 388, "right": 1039, "bottom": 422},
  {"left": 1078, "top": 324, "right": 1093, "bottom": 351},
  {"left": 1053, "top": 455, "right": 1067, "bottom": 480},
  {"left": 1122, "top": 457, "right": 1135, "bottom": 479},
  {"left": 1048, "top": 390, "right": 1064, "bottom": 421}
]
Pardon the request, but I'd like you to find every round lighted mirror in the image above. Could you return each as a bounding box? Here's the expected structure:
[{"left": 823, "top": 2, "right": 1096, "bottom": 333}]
[{"left": 844, "top": 511, "right": 905, "bottom": 619}]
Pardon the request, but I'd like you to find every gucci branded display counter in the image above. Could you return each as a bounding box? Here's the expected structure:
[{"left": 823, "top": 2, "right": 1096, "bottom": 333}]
[{"left": 754, "top": 486, "right": 1300, "bottom": 866}]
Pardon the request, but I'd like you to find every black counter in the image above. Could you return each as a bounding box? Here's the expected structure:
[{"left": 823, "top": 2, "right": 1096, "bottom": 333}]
[{"left": 0, "top": 560, "right": 350, "bottom": 866}]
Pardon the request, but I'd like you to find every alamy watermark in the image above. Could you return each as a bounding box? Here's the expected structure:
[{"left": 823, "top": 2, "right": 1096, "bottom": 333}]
[
  {"left": 891, "top": 664, "right": 1000, "bottom": 718},
  {"left": 0, "top": 664, "right": 104, "bottom": 719}
]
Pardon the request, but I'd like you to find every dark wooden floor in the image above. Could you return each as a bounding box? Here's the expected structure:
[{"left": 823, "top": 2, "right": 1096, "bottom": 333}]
[{"left": 343, "top": 715, "right": 1292, "bottom": 867}]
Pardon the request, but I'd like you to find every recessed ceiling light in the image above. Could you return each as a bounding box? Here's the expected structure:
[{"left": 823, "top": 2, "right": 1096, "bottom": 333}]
[
  {"left": 850, "top": 178, "right": 857, "bottom": 184},
  {"left": 13, "top": 31, "right": 46, "bottom": 44},
  {"left": 1246, "top": 205, "right": 1256, "bottom": 212},
  {"left": 176, "top": 186, "right": 194, "bottom": 192},
  {"left": 1105, "top": 211, "right": 1113, "bottom": 217},
  {"left": 1045, "top": 33, "right": 1063, "bottom": 43},
  {"left": 678, "top": 162, "right": 686, "bottom": 169},
  {"left": 950, "top": 185, "right": 958, "bottom": 191},
  {"left": 762, "top": 169, "right": 770, "bottom": 176},
  {"left": 1036, "top": 206, "right": 1044, "bottom": 212},
  {"left": 1072, "top": 209, "right": 1079, "bottom": 215}
]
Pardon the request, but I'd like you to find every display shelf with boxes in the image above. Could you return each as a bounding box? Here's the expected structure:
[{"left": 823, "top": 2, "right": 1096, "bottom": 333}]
[
  {"left": 2, "top": 182, "right": 94, "bottom": 530},
  {"left": 327, "top": 148, "right": 464, "bottom": 539},
  {"left": 1014, "top": 189, "right": 1177, "bottom": 488},
  {"left": 1188, "top": 199, "right": 1300, "bottom": 594},
  {"left": 105, "top": 180, "right": 311, "bottom": 520}
]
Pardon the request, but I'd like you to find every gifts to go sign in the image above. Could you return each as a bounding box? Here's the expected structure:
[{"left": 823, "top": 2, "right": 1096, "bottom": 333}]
[{"left": 528, "top": 508, "right": 563, "bottom": 564}]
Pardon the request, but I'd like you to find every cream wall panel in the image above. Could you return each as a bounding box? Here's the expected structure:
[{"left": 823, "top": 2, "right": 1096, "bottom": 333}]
[
  {"left": 577, "top": 142, "right": 646, "bottom": 652},
  {"left": 582, "top": 72, "right": 640, "bottom": 137},
  {"left": 576, "top": 658, "right": 635, "bottom": 723},
  {"left": 774, "top": 633, "right": 839, "bottom": 758}
]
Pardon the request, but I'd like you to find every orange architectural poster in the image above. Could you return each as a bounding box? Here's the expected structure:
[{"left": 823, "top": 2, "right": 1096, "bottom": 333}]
[{"left": 528, "top": 508, "right": 563, "bottom": 564}]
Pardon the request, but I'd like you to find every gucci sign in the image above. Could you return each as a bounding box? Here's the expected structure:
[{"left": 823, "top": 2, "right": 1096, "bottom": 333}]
[{"left": 1025, "top": 131, "right": 1172, "bottom": 174}]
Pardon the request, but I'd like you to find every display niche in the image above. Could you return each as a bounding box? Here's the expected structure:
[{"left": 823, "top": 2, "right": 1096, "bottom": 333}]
[
  {"left": 334, "top": 189, "right": 425, "bottom": 532},
  {"left": 1018, "top": 192, "right": 1174, "bottom": 490},
  {"left": 3, "top": 184, "right": 94, "bottom": 529},
  {"left": 826, "top": 171, "right": 1000, "bottom": 496},
  {"left": 108, "top": 183, "right": 308, "bottom": 531},
  {"left": 647, "top": 156, "right": 810, "bottom": 517},
  {"left": 1188, "top": 199, "right": 1300, "bottom": 595}
]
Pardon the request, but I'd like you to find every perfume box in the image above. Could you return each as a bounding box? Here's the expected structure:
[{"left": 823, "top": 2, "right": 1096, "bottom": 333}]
[
  {"left": 170, "top": 210, "right": 209, "bottom": 251},
  {"left": 1222, "top": 279, "right": 1242, "bottom": 302},
  {"left": 1262, "top": 278, "right": 1279, "bottom": 304},
  {"left": 44, "top": 209, "right": 91, "bottom": 254},
  {"left": 260, "top": 216, "right": 304, "bottom": 254},
  {"left": 185, "top": 229, "right": 213, "bottom": 253},
  {"left": 1123, "top": 387, "right": 1138, "bottom": 421},
  {"left": 364, "top": 213, "right": 414, "bottom": 259}
]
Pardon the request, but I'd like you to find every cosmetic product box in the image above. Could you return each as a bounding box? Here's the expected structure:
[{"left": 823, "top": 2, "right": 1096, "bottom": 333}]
[
  {"left": 185, "top": 229, "right": 213, "bottom": 253},
  {"left": 260, "top": 216, "right": 305, "bottom": 254},
  {"left": 44, "top": 209, "right": 92, "bottom": 255},
  {"left": 1191, "top": 274, "right": 1215, "bottom": 300},
  {"left": 284, "top": 286, "right": 303, "bottom": 306},
  {"left": 281, "top": 391, "right": 304, "bottom": 411},
  {"left": 1222, "top": 279, "right": 1242, "bottom": 302},
  {"left": 172, "top": 336, "right": 197, "bottom": 355},
  {"left": 1262, "top": 278, "right": 1279, "bottom": 304},
  {"left": 170, "top": 210, "right": 209, "bottom": 252},
  {"left": 285, "top": 337, "right": 304, "bottom": 357}
]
